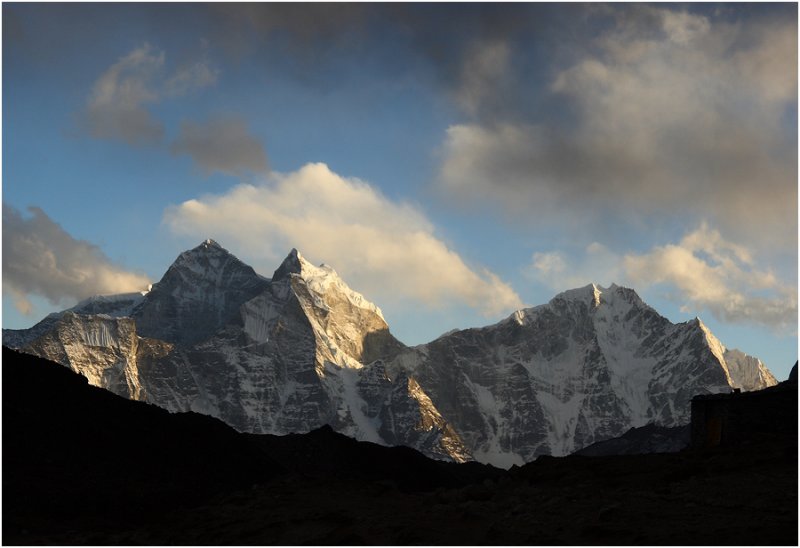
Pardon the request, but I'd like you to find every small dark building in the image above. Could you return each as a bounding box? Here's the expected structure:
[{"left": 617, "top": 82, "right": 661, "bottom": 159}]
[{"left": 690, "top": 371, "right": 797, "bottom": 449}]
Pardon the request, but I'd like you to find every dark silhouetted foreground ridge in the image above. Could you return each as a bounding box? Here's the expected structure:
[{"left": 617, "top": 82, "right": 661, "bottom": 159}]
[{"left": 3, "top": 347, "right": 796, "bottom": 545}]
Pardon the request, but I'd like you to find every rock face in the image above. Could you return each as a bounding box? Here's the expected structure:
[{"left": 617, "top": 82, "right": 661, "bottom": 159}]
[
  {"left": 134, "top": 239, "right": 270, "bottom": 345},
  {"left": 721, "top": 348, "right": 778, "bottom": 390},
  {"left": 3, "top": 241, "right": 778, "bottom": 467},
  {"left": 386, "top": 284, "right": 777, "bottom": 466}
]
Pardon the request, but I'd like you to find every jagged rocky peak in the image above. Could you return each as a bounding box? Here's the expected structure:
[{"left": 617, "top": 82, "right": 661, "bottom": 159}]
[
  {"left": 723, "top": 348, "right": 778, "bottom": 389},
  {"left": 272, "top": 248, "right": 385, "bottom": 322},
  {"left": 272, "top": 248, "right": 339, "bottom": 282},
  {"left": 603, "top": 283, "right": 648, "bottom": 306},
  {"left": 155, "top": 239, "right": 267, "bottom": 287},
  {"left": 691, "top": 317, "right": 725, "bottom": 353},
  {"left": 133, "top": 240, "right": 270, "bottom": 345},
  {"left": 550, "top": 283, "right": 648, "bottom": 310},
  {"left": 171, "top": 238, "right": 239, "bottom": 272},
  {"left": 551, "top": 283, "right": 604, "bottom": 308},
  {"left": 272, "top": 248, "right": 308, "bottom": 281},
  {"left": 182, "top": 238, "right": 224, "bottom": 257},
  {"left": 507, "top": 283, "right": 651, "bottom": 328}
]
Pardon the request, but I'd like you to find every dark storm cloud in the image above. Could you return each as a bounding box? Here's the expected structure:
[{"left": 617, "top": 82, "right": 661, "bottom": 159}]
[
  {"left": 203, "top": 3, "right": 562, "bottom": 116},
  {"left": 170, "top": 117, "right": 269, "bottom": 177},
  {"left": 208, "top": 3, "right": 370, "bottom": 58},
  {"left": 7, "top": 3, "right": 580, "bottom": 122},
  {"left": 2, "top": 205, "right": 150, "bottom": 314}
]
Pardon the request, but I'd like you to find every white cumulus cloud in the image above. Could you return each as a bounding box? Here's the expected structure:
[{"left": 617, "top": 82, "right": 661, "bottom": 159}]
[
  {"left": 623, "top": 224, "right": 797, "bottom": 331},
  {"left": 164, "top": 163, "right": 523, "bottom": 315}
]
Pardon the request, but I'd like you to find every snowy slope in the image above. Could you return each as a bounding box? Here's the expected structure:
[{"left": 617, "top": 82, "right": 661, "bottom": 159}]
[{"left": 385, "top": 283, "right": 778, "bottom": 465}]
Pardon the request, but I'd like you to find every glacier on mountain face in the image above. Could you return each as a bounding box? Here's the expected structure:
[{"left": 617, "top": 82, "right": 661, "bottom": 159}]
[{"left": 3, "top": 242, "right": 778, "bottom": 468}]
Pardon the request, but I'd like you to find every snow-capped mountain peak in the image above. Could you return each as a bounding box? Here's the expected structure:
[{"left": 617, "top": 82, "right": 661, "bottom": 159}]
[
  {"left": 170, "top": 238, "right": 241, "bottom": 274},
  {"left": 722, "top": 348, "right": 778, "bottom": 390},
  {"left": 271, "top": 248, "right": 305, "bottom": 281},
  {"left": 132, "top": 240, "right": 270, "bottom": 344},
  {"left": 551, "top": 283, "right": 603, "bottom": 303},
  {"left": 551, "top": 283, "right": 603, "bottom": 307},
  {"left": 301, "top": 262, "right": 385, "bottom": 322},
  {"left": 688, "top": 318, "right": 778, "bottom": 390},
  {"left": 164, "top": 239, "right": 263, "bottom": 283},
  {"left": 550, "top": 283, "right": 656, "bottom": 319},
  {"left": 272, "top": 248, "right": 385, "bottom": 321}
]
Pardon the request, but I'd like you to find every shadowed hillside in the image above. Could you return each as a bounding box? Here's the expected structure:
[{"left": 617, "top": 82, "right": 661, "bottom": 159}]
[{"left": 3, "top": 347, "right": 796, "bottom": 545}]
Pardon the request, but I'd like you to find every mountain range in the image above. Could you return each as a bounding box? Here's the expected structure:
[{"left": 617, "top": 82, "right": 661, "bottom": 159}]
[{"left": 3, "top": 239, "right": 777, "bottom": 467}]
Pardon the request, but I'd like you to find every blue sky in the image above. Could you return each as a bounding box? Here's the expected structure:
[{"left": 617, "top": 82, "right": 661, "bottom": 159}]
[{"left": 3, "top": 3, "right": 797, "bottom": 379}]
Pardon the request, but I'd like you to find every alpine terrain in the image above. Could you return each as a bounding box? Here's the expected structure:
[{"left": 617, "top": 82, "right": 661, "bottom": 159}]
[{"left": 3, "top": 240, "right": 778, "bottom": 467}]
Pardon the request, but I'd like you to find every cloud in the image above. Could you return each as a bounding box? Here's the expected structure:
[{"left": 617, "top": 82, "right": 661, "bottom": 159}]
[
  {"left": 205, "top": 3, "right": 551, "bottom": 97},
  {"left": 170, "top": 117, "right": 269, "bottom": 177},
  {"left": 438, "top": 6, "right": 797, "bottom": 251},
  {"left": 83, "top": 44, "right": 166, "bottom": 145},
  {"left": 455, "top": 40, "right": 512, "bottom": 117},
  {"left": 164, "top": 163, "right": 522, "bottom": 315},
  {"left": 526, "top": 243, "right": 622, "bottom": 291},
  {"left": 165, "top": 57, "right": 219, "bottom": 97},
  {"left": 82, "top": 43, "right": 217, "bottom": 145},
  {"left": 211, "top": 3, "right": 368, "bottom": 56},
  {"left": 526, "top": 223, "right": 797, "bottom": 332},
  {"left": 623, "top": 224, "right": 797, "bottom": 331},
  {"left": 2, "top": 205, "right": 151, "bottom": 314}
]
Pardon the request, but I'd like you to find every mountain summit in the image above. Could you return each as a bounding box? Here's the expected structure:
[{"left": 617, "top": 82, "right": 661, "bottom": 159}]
[
  {"left": 133, "top": 240, "right": 269, "bottom": 345},
  {"left": 272, "top": 248, "right": 304, "bottom": 281},
  {"left": 3, "top": 241, "right": 778, "bottom": 467}
]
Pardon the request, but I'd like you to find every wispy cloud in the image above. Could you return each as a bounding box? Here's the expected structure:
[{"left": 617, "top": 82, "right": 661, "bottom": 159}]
[
  {"left": 165, "top": 57, "right": 218, "bottom": 97},
  {"left": 2, "top": 205, "right": 150, "bottom": 314},
  {"left": 81, "top": 43, "right": 217, "bottom": 145},
  {"left": 82, "top": 44, "right": 166, "bottom": 145},
  {"left": 455, "top": 40, "right": 512, "bottom": 117},
  {"left": 170, "top": 117, "right": 269, "bottom": 177},
  {"left": 164, "top": 163, "right": 522, "bottom": 315}
]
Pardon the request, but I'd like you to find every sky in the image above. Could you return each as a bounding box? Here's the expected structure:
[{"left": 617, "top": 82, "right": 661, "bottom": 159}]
[{"left": 3, "top": 3, "right": 798, "bottom": 379}]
